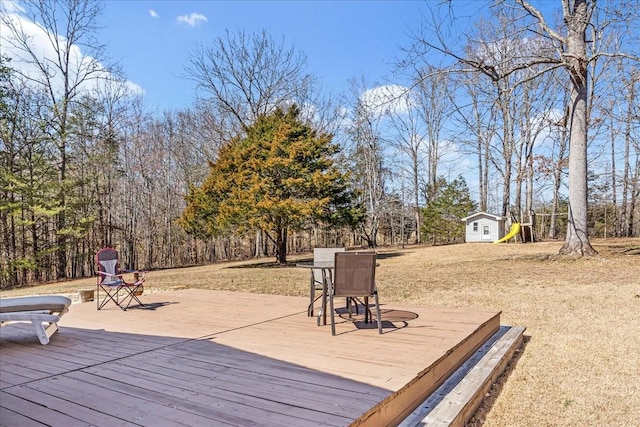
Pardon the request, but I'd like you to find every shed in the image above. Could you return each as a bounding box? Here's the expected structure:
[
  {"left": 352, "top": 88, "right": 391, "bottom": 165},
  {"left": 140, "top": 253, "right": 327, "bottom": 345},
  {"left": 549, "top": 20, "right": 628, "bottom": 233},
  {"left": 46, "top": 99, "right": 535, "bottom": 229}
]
[{"left": 462, "top": 212, "right": 506, "bottom": 243}]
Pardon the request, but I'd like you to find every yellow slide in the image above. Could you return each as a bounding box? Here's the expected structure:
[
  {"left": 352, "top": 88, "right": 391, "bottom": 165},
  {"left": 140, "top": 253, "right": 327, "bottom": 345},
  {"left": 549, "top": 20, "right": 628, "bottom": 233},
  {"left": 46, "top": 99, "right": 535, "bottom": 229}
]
[{"left": 493, "top": 222, "right": 521, "bottom": 243}]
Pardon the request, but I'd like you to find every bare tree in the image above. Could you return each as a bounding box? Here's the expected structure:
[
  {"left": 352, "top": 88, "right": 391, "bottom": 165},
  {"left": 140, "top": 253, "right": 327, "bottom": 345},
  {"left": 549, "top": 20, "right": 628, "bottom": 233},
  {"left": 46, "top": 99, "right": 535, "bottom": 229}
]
[
  {"left": 343, "top": 78, "right": 389, "bottom": 247},
  {"left": 185, "top": 29, "right": 314, "bottom": 136},
  {"left": 408, "top": 0, "right": 640, "bottom": 255},
  {"left": 448, "top": 71, "right": 498, "bottom": 212},
  {"left": 414, "top": 67, "right": 453, "bottom": 205},
  {"left": 2, "top": 0, "right": 113, "bottom": 277},
  {"left": 513, "top": 70, "right": 558, "bottom": 223},
  {"left": 546, "top": 105, "right": 570, "bottom": 239},
  {"left": 620, "top": 69, "right": 640, "bottom": 236},
  {"left": 386, "top": 86, "right": 425, "bottom": 244},
  {"left": 515, "top": 0, "right": 640, "bottom": 254}
]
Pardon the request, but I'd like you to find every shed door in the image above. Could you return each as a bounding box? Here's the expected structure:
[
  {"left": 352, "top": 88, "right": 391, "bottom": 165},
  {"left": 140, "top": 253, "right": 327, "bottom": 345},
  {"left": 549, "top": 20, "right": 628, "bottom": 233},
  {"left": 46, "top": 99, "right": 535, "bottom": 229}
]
[{"left": 482, "top": 225, "right": 491, "bottom": 240}]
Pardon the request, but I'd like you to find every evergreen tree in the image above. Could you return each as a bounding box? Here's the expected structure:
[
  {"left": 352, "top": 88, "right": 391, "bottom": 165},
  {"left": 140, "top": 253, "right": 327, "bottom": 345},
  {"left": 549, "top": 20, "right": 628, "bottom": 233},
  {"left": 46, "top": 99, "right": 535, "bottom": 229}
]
[
  {"left": 180, "top": 105, "right": 363, "bottom": 264},
  {"left": 421, "top": 176, "right": 477, "bottom": 245}
]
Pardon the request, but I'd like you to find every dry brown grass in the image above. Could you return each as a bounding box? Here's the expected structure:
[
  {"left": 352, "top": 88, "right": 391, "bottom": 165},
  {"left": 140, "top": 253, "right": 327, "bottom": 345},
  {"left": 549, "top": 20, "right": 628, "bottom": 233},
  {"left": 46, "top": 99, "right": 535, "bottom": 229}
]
[{"left": 2, "top": 238, "right": 639, "bottom": 426}]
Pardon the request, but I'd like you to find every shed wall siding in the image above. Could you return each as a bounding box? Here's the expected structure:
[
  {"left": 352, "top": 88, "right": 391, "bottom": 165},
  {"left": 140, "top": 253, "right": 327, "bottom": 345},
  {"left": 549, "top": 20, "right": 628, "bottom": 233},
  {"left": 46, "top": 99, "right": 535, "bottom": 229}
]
[{"left": 463, "top": 213, "right": 506, "bottom": 243}]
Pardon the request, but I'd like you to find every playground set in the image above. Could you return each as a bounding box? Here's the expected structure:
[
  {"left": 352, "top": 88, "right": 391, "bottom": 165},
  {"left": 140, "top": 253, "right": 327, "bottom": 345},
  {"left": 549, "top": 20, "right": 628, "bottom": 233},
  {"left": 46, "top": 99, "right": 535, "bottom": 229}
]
[{"left": 494, "top": 212, "right": 535, "bottom": 244}]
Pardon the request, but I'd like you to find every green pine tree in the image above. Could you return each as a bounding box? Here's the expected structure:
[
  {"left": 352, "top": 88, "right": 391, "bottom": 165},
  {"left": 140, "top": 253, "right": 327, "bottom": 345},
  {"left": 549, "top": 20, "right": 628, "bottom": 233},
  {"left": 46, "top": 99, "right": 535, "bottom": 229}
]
[{"left": 422, "top": 176, "right": 477, "bottom": 245}]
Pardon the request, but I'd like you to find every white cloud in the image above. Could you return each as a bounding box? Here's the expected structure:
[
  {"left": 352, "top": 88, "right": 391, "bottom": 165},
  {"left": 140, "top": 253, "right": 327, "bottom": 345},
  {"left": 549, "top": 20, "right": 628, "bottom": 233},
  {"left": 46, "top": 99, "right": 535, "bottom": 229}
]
[
  {"left": 149, "top": 9, "right": 159, "bottom": 18},
  {"left": 0, "top": 0, "right": 24, "bottom": 14},
  {"left": 361, "top": 84, "right": 414, "bottom": 116},
  {"left": 176, "top": 12, "right": 207, "bottom": 27},
  {"left": 1, "top": 10, "right": 143, "bottom": 99}
]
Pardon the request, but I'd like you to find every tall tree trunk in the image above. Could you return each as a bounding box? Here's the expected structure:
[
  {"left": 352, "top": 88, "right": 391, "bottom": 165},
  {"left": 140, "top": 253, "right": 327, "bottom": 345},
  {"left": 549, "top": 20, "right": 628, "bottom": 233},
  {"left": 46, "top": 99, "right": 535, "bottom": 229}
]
[
  {"left": 477, "top": 138, "right": 485, "bottom": 212},
  {"left": 56, "top": 119, "right": 68, "bottom": 279},
  {"left": 275, "top": 225, "right": 287, "bottom": 264},
  {"left": 549, "top": 138, "right": 567, "bottom": 239},
  {"left": 609, "top": 102, "right": 618, "bottom": 236},
  {"left": 499, "top": 90, "right": 513, "bottom": 218},
  {"left": 560, "top": 1, "right": 597, "bottom": 255},
  {"left": 621, "top": 71, "right": 637, "bottom": 237}
]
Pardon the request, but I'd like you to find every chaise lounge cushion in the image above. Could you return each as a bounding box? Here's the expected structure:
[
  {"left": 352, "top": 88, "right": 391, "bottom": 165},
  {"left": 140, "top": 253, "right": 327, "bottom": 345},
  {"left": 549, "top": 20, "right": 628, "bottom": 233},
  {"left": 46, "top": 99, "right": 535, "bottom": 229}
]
[
  {"left": 0, "top": 295, "right": 72, "bottom": 345},
  {"left": 0, "top": 295, "right": 72, "bottom": 314}
]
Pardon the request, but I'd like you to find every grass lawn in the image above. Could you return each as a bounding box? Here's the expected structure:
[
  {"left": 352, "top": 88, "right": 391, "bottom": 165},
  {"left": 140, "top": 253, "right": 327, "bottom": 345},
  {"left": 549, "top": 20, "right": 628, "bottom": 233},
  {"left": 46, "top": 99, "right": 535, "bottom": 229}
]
[{"left": 2, "top": 237, "right": 639, "bottom": 426}]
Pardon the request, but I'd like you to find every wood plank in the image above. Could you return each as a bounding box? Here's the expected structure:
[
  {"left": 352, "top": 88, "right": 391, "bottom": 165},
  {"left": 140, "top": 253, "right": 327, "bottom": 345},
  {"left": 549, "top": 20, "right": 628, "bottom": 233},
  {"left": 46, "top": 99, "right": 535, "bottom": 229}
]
[
  {"left": 83, "top": 352, "right": 380, "bottom": 415},
  {"left": 0, "top": 390, "right": 91, "bottom": 426},
  {"left": 153, "top": 341, "right": 388, "bottom": 397},
  {"left": 0, "top": 361, "right": 52, "bottom": 381},
  {"left": 0, "top": 406, "right": 44, "bottom": 427},
  {"left": 0, "top": 352, "right": 82, "bottom": 375},
  {"left": 67, "top": 367, "right": 350, "bottom": 426},
  {"left": 25, "top": 374, "right": 225, "bottom": 426},
  {"left": 3, "top": 385, "right": 130, "bottom": 427},
  {"left": 0, "top": 370, "right": 35, "bottom": 388},
  {"left": 422, "top": 325, "right": 526, "bottom": 427}
]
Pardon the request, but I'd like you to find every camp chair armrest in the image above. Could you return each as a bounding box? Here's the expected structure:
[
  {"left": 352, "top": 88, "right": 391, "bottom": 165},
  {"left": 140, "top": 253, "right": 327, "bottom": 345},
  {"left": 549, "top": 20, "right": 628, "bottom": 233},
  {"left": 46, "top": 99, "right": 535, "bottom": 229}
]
[
  {"left": 98, "top": 271, "right": 123, "bottom": 279},
  {"left": 120, "top": 269, "right": 146, "bottom": 281}
]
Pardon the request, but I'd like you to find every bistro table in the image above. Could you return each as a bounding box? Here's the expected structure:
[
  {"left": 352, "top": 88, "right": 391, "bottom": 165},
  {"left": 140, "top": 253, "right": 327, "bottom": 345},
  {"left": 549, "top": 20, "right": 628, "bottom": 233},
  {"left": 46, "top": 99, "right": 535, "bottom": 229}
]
[{"left": 295, "top": 261, "right": 334, "bottom": 326}]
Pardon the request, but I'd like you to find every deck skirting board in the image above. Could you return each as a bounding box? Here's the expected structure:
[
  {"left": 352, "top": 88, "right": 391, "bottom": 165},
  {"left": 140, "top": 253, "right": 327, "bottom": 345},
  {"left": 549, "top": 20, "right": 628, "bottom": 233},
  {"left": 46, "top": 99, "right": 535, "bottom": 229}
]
[
  {"left": 399, "top": 325, "right": 526, "bottom": 427},
  {"left": 354, "top": 313, "right": 502, "bottom": 427}
]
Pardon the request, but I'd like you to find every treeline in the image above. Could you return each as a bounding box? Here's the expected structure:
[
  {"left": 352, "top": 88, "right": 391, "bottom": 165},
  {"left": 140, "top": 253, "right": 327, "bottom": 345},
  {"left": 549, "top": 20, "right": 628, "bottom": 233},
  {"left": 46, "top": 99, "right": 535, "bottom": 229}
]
[{"left": 1, "top": 1, "right": 639, "bottom": 289}]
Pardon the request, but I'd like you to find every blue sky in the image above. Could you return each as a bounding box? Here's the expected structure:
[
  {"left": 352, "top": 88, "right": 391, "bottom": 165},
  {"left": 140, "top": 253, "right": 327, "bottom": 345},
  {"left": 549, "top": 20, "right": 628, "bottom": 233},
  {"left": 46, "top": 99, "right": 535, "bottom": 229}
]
[
  {"left": 2, "top": 0, "right": 558, "bottom": 113},
  {"left": 98, "top": 1, "right": 428, "bottom": 112}
]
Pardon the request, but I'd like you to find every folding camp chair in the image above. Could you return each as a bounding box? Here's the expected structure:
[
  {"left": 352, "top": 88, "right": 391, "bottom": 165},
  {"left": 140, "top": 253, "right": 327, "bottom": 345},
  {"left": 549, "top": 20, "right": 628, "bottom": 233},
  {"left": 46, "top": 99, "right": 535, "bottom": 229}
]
[
  {"left": 329, "top": 251, "right": 382, "bottom": 336},
  {"left": 96, "top": 248, "right": 145, "bottom": 311}
]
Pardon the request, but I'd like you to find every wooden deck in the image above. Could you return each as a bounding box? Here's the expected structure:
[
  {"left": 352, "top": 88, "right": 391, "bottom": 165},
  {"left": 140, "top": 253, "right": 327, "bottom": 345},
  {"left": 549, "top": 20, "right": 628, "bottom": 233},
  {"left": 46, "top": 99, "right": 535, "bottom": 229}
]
[{"left": 1, "top": 289, "right": 504, "bottom": 426}]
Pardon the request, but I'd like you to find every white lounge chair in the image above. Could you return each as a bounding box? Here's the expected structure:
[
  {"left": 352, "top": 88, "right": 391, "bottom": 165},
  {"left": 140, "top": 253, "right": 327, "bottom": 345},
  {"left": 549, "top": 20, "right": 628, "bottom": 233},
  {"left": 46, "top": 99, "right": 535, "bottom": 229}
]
[{"left": 0, "top": 295, "right": 72, "bottom": 345}]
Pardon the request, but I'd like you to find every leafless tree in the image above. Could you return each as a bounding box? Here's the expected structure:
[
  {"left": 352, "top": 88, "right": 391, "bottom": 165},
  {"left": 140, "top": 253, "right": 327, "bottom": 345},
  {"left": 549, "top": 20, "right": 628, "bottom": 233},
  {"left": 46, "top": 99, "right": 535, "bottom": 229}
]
[
  {"left": 447, "top": 71, "right": 498, "bottom": 212},
  {"left": 515, "top": 0, "right": 640, "bottom": 254},
  {"left": 415, "top": 67, "right": 454, "bottom": 203},
  {"left": 513, "top": 69, "right": 558, "bottom": 224},
  {"left": 407, "top": 0, "right": 640, "bottom": 255},
  {"left": 343, "top": 77, "right": 389, "bottom": 247},
  {"left": 185, "top": 29, "right": 314, "bottom": 136},
  {"left": 385, "top": 86, "right": 425, "bottom": 244},
  {"left": 620, "top": 69, "right": 640, "bottom": 236}
]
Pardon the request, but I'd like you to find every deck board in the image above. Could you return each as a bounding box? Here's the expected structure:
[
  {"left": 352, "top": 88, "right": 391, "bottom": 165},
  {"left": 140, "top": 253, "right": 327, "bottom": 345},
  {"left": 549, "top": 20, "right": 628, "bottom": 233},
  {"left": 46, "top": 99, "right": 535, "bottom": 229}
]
[{"left": 1, "top": 289, "right": 500, "bottom": 426}]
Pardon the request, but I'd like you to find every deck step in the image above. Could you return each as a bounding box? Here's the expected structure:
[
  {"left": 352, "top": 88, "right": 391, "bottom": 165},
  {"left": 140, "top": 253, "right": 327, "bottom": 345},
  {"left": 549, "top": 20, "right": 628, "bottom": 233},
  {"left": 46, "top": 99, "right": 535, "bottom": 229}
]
[{"left": 399, "top": 325, "right": 525, "bottom": 427}]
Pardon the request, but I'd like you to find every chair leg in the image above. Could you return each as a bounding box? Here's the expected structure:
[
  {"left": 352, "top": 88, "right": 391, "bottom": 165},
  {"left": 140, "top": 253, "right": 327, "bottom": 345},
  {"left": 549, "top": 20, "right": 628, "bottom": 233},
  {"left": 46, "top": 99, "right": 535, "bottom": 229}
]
[
  {"left": 130, "top": 286, "right": 144, "bottom": 307},
  {"left": 97, "top": 285, "right": 125, "bottom": 310},
  {"left": 329, "top": 291, "right": 336, "bottom": 336},
  {"left": 97, "top": 285, "right": 138, "bottom": 311},
  {"left": 118, "top": 285, "right": 144, "bottom": 310},
  {"left": 321, "top": 271, "right": 331, "bottom": 326},
  {"left": 346, "top": 297, "right": 360, "bottom": 317},
  {"left": 32, "top": 320, "right": 56, "bottom": 345},
  {"left": 308, "top": 273, "right": 315, "bottom": 316},
  {"left": 364, "top": 296, "right": 370, "bottom": 323},
  {"left": 374, "top": 291, "right": 382, "bottom": 334}
]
